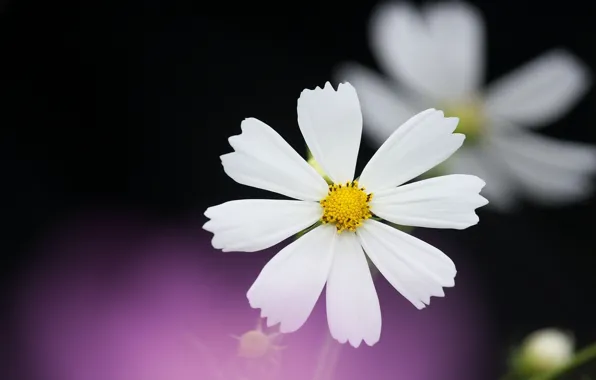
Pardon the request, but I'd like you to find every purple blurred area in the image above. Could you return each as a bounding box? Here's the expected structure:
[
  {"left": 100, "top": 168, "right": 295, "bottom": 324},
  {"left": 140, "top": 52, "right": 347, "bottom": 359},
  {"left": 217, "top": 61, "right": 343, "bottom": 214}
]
[{"left": 14, "top": 211, "right": 493, "bottom": 380}]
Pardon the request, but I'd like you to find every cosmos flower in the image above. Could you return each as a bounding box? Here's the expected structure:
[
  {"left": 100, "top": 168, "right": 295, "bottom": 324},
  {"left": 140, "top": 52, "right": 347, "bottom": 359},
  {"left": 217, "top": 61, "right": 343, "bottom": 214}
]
[
  {"left": 203, "top": 82, "right": 488, "bottom": 347},
  {"left": 337, "top": 1, "right": 596, "bottom": 210}
]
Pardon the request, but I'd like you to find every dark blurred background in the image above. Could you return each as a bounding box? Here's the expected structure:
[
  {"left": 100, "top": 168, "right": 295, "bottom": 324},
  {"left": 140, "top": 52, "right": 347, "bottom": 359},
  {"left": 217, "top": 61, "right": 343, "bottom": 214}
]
[{"left": 1, "top": 0, "right": 596, "bottom": 378}]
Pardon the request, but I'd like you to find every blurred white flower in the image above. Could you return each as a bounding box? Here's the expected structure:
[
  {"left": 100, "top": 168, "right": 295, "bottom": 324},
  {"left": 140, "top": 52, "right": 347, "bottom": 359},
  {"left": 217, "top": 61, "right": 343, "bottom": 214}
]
[
  {"left": 204, "top": 82, "right": 488, "bottom": 347},
  {"left": 337, "top": 1, "right": 596, "bottom": 210},
  {"left": 516, "top": 328, "right": 575, "bottom": 374},
  {"left": 232, "top": 318, "right": 284, "bottom": 360}
]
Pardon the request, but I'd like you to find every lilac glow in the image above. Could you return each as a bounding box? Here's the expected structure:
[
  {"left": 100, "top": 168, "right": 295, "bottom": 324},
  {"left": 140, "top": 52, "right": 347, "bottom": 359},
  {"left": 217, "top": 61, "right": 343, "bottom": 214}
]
[{"left": 16, "top": 211, "right": 491, "bottom": 380}]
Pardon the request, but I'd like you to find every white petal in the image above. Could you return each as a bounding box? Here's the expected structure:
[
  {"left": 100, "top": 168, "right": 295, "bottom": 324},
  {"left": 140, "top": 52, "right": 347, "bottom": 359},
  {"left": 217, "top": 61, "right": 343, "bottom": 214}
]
[
  {"left": 371, "top": 175, "right": 488, "bottom": 229},
  {"left": 335, "top": 63, "right": 424, "bottom": 145},
  {"left": 326, "top": 232, "right": 381, "bottom": 348},
  {"left": 370, "top": 2, "right": 484, "bottom": 101},
  {"left": 489, "top": 129, "right": 596, "bottom": 204},
  {"left": 204, "top": 199, "right": 322, "bottom": 252},
  {"left": 424, "top": 2, "right": 485, "bottom": 96},
  {"left": 222, "top": 118, "right": 328, "bottom": 201},
  {"left": 247, "top": 224, "right": 337, "bottom": 333},
  {"left": 447, "top": 148, "right": 519, "bottom": 211},
  {"left": 357, "top": 220, "right": 456, "bottom": 309},
  {"left": 297, "top": 82, "right": 363, "bottom": 184},
  {"left": 359, "top": 109, "right": 464, "bottom": 192},
  {"left": 484, "top": 50, "right": 591, "bottom": 128}
]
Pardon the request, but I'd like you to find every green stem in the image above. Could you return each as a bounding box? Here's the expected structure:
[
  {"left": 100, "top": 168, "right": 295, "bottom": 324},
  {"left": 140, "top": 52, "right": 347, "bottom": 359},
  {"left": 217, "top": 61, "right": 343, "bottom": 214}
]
[
  {"left": 297, "top": 222, "right": 322, "bottom": 238},
  {"left": 533, "top": 342, "right": 596, "bottom": 380},
  {"left": 499, "top": 371, "right": 518, "bottom": 380}
]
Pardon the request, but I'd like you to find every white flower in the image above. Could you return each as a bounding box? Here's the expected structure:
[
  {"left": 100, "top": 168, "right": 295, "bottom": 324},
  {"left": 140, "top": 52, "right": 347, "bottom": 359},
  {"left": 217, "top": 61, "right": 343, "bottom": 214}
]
[
  {"left": 337, "top": 1, "right": 596, "bottom": 210},
  {"left": 203, "top": 82, "right": 488, "bottom": 347},
  {"left": 232, "top": 318, "right": 284, "bottom": 360}
]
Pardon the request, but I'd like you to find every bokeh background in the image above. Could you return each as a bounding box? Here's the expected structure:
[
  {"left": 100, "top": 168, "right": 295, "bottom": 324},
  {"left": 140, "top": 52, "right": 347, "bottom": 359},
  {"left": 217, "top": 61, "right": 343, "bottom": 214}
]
[{"left": 1, "top": 0, "right": 595, "bottom": 379}]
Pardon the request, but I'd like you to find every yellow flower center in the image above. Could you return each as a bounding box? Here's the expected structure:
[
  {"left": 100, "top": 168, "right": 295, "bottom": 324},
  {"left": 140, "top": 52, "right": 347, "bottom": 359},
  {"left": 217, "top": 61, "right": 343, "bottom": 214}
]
[
  {"left": 443, "top": 101, "right": 485, "bottom": 143},
  {"left": 237, "top": 330, "right": 271, "bottom": 359},
  {"left": 320, "top": 181, "right": 372, "bottom": 233}
]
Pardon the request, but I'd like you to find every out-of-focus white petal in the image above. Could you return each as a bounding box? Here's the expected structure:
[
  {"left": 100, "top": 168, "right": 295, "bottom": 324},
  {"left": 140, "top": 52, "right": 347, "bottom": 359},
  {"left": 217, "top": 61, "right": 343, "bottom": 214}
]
[
  {"left": 359, "top": 109, "right": 464, "bottom": 192},
  {"left": 326, "top": 232, "right": 381, "bottom": 348},
  {"left": 357, "top": 220, "right": 456, "bottom": 309},
  {"left": 371, "top": 174, "right": 488, "bottom": 229},
  {"left": 447, "top": 147, "right": 518, "bottom": 211},
  {"left": 222, "top": 118, "right": 329, "bottom": 201},
  {"left": 489, "top": 129, "right": 596, "bottom": 204},
  {"left": 297, "top": 82, "right": 362, "bottom": 184},
  {"left": 484, "top": 50, "right": 591, "bottom": 128},
  {"left": 424, "top": 1, "right": 485, "bottom": 96},
  {"left": 335, "top": 63, "right": 423, "bottom": 145},
  {"left": 247, "top": 225, "right": 337, "bottom": 333},
  {"left": 369, "top": 2, "right": 484, "bottom": 101},
  {"left": 203, "top": 199, "right": 322, "bottom": 252}
]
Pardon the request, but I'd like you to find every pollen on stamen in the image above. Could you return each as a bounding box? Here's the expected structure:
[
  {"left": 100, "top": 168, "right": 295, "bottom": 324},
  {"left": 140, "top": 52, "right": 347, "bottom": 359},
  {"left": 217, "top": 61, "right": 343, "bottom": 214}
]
[{"left": 319, "top": 180, "right": 373, "bottom": 233}]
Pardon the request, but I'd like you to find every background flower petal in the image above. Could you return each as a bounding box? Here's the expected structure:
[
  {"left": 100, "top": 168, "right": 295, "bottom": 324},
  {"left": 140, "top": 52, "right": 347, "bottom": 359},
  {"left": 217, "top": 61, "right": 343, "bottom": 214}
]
[
  {"left": 484, "top": 50, "right": 591, "bottom": 128},
  {"left": 370, "top": 2, "right": 484, "bottom": 102},
  {"left": 446, "top": 148, "right": 519, "bottom": 211},
  {"left": 489, "top": 129, "right": 596, "bottom": 204},
  {"left": 335, "top": 63, "right": 423, "bottom": 145}
]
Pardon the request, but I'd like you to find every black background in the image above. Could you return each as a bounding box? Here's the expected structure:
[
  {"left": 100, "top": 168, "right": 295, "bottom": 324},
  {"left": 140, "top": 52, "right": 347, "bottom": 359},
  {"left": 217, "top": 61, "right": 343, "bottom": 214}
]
[{"left": 1, "top": 0, "right": 596, "bottom": 378}]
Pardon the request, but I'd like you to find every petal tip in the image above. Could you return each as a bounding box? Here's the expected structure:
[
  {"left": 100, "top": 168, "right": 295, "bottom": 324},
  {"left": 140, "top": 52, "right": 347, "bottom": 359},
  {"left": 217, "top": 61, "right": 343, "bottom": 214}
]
[
  {"left": 474, "top": 176, "right": 487, "bottom": 189},
  {"left": 241, "top": 116, "right": 258, "bottom": 124},
  {"left": 219, "top": 152, "right": 233, "bottom": 164},
  {"left": 349, "top": 338, "right": 362, "bottom": 348},
  {"left": 364, "top": 337, "right": 380, "bottom": 347},
  {"left": 201, "top": 219, "right": 213, "bottom": 232},
  {"left": 338, "top": 81, "right": 356, "bottom": 92},
  {"left": 423, "top": 1, "right": 482, "bottom": 22},
  {"left": 371, "top": 1, "right": 415, "bottom": 25}
]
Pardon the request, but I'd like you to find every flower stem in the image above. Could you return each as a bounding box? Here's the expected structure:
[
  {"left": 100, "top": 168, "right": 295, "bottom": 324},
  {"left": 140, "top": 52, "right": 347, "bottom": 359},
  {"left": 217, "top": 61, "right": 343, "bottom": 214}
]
[
  {"left": 499, "top": 371, "right": 518, "bottom": 380},
  {"left": 311, "top": 330, "right": 343, "bottom": 380}
]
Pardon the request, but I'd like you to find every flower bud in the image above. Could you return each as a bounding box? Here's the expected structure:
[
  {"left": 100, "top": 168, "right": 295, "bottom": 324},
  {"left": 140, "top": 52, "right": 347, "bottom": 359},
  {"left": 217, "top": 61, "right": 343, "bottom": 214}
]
[{"left": 515, "top": 328, "right": 574, "bottom": 376}]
